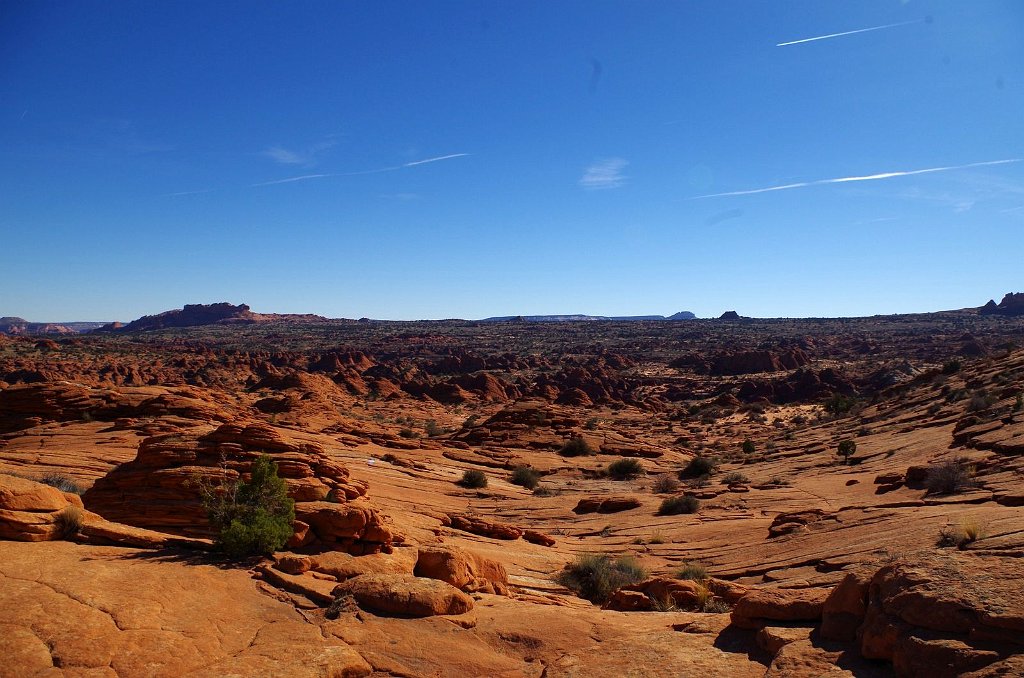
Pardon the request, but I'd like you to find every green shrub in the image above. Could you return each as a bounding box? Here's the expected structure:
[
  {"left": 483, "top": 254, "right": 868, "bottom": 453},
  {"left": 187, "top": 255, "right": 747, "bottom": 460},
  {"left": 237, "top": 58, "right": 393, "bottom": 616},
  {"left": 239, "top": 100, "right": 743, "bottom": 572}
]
[
  {"left": 607, "top": 458, "right": 644, "bottom": 480},
  {"left": 741, "top": 439, "right": 756, "bottom": 454},
  {"left": 679, "top": 456, "right": 716, "bottom": 479},
  {"left": 720, "top": 472, "right": 749, "bottom": 485},
  {"left": 458, "top": 469, "right": 488, "bottom": 489},
  {"left": 54, "top": 505, "right": 84, "bottom": 539},
  {"left": 559, "top": 437, "right": 597, "bottom": 457},
  {"left": 555, "top": 553, "right": 647, "bottom": 603},
  {"left": 658, "top": 495, "right": 700, "bottom": 515},
  {"left": 39, "top": 472, "right": 83, "bottom": 495},
  {"left": 942, "top": 359, "right": 962, "bottom": 374},
  {"left": 677, "top": 562, "right": 708, "bottom": 581},
  {"left": 509, "top": 466, "right": 541, "bottom": 490},
  {"left": 424, "top": 419, "right": 442, "bottom": 436},
  {"left": 398, "top": 427, "right": 417, "bottom": 439},
  {"left": 837, "top": 439, "right": 857, "bottom": 464},
  {"left": 201, "top": 454, "right": 295, "bottom": 559},
  {"left": 824, "top": 393, "right": 856, "bottom": 416}
]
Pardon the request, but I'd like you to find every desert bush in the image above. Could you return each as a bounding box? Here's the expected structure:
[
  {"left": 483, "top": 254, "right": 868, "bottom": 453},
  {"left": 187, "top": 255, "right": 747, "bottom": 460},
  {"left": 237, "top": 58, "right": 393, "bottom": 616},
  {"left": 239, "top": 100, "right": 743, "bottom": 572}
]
[
  {"left": 200, "top": 454, "right": 295, "bottom": 559},
  {"left": 942, "top": 359, "right": 962, "bottom": 374},
  {"left": 555, "top": 553, "right": 647, "bottom": 603},
  {"left": 966, "top": 391, "right": 996, "bottom": 412},
  {"left": 765, "top": 476, "right": 791, "bottom": 487},
  {"left": 741, "top": 439, "right": 755, "bottom": 454},
  {"left": 559, "top": 437, "right": 597, "bottom": 457},
  {"left": 679, "top": 455, "right": 716, "bottom": 479},
  {"left": 39, "top": 472, "right": 83, "bottom": 495},
  {"left": 509, "top": 465, "right": 541, "bottom": 490},
  {"left": 677, "top": 562, "right": 708, "bottom": 581},
  {"left": 584, "top": 417, "right": 599, "bottom": 430},
  {"left": 824, "top": 393, "right": 857, "bottom": 416},
  {"left": 720, "top": 471, "right": 749, "bottom": 485},
  {"left": 938, "top": 518, "right": 985, "bottom": 549},
  {"left": 926, "top": 457, "right": 975, "bottom": 495},
  {"left": 701, "top": 596, "right": 731, "bottom": 613},
  {"left": 424, "top": 419, "right": 442, "bottom": 436},
  {"left": 837, "top": 439, "right": 857, "bottom": 464},
  {"left": 398, "top": 427, "right": 417, "bottom": 439},
  {"left": 650, "top": 475, "right": 680, "bottom": 494},
  {"left": 458, "top": 469, "right": 488, "bottom": 489},
  {"left": 607, "top": 458, "right": 644, "bottom": 480},
  {"left": 54, "top": 505, "right": 84, "bottom": 539},
  {"left": 658, "top": 495, "right": 700, "bottom": 515},
  {"left": 532, "top": 485, "right": 559, "bottom": 497}
]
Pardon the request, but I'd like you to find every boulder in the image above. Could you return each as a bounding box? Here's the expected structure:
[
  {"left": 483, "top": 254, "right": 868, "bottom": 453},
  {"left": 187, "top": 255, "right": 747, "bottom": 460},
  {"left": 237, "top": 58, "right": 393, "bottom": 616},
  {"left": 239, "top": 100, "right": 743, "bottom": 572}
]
[
  {"left": 573, "top": 496, "right": 642, "bottom": 514},
  {"left": 730, "top": 587, "right": 829, "bottom": 629},
  {"left": 414, "top": 544, "right": 509, "bottom": 594},
  {"left": 331, "top": 574, "right": 474, "bottom": 617}
]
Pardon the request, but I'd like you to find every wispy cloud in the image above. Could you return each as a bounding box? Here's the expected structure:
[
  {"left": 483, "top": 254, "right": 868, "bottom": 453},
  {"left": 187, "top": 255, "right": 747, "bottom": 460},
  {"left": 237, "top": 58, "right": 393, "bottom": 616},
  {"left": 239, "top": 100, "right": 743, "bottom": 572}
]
[
  {"left": 252, "top": 153, "right": 470, "bottom": 187},
  {"left": 777, "top": 20, "right": 922, "bottom": 47},
  {"left": 262, "top": 137, "right": 338, "bottom": 166},
  {"left": 161, "top": 188, "right": 215, "bottom": 198},
  {"left": 690, "top": 159, "right": 1023, "bottom": 199},
  {"left": 579, "top": 158, "right": 628, "bottom": 190}
]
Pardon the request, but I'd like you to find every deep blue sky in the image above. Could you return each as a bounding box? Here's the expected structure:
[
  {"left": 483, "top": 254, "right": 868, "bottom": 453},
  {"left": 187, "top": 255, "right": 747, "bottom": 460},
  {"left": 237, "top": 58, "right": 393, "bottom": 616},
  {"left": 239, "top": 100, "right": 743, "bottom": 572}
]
[{"left": 2, "top": 1, "right": 1022, "bottom": 320}]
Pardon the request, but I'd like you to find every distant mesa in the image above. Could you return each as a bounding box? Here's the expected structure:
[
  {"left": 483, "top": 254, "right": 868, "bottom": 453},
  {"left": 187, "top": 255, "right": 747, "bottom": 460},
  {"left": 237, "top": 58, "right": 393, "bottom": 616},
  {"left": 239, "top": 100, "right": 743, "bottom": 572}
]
[
  {"left": 719, "top": 310, "right": 741, "bottom": 320},
  {"left": 0, "top": 317, "right": 107, "bottom": 336},
  {"left": 96, "top": 302, "right": 254, "bottom": 332},
  {"left": 95, "top": 302, "right": 330, "bottom": 332},
  {"left": 480, "top": 311, "right": 696, "bottom": 322},
  {"left": 979, "top": 292, "right": 1024, "bottom": 317}
]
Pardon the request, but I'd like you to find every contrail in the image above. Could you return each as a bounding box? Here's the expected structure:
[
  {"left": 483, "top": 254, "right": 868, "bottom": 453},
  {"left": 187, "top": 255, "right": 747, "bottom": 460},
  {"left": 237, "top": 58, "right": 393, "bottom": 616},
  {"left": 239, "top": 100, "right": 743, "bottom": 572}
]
[
  {"left": 252, "top": 153, "right": 470, "bottom": 187},
  {"left": 690, "top": 159, "right": 1023, "bottom": 199},
  {"left": 777, "top": 20, "right": 920, "bottom": 47}
]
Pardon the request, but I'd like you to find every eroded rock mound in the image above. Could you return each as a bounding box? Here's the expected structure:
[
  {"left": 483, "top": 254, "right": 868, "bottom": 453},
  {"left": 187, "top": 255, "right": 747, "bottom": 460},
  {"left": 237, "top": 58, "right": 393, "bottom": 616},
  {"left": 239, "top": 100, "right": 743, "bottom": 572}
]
[
  {"left": 331, "top": 573, "right": 474, "bottom": 617},
  {"left": 84, "top": 422, "right": 399, "bottom": 553}
]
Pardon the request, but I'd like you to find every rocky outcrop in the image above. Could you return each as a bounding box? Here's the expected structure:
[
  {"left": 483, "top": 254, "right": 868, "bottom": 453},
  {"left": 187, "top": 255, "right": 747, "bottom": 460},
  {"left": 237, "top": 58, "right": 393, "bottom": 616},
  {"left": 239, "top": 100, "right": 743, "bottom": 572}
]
[
  {"left": 443, "top": 513, "right": 523, "bottom": 540},
  {"left": 573, "top": 496, "right": 642, "bottom": 514},
  {"left": 979, "top": 293, "right": 1024, "bottom": 317},
  {"left": 730, "top": 587, "right": 829, "bottom": 629},
  {"left": 83, "top": 422, "right": 399, "bottom": 553},
  {"left": 415, "top": 544, "right": 509, "bottom": 595},
  {"left": 708, "top": 348, "right": 810, "bottom": 376},
  {"left": 331, "top": 573, "right": 474, "bottom": 617},
  {"left": 100, "top": 302, "right": 254, "bottom": 332},
  {"left": 0, "top": 474, "right": 83, "bottom": 541}
]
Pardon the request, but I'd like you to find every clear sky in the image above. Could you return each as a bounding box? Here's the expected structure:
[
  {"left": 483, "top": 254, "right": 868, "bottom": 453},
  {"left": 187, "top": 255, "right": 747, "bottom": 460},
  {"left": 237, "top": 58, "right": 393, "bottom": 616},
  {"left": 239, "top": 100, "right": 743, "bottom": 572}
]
[{"left": 2, "top": 1, "right": 1022, "bottom": 321}]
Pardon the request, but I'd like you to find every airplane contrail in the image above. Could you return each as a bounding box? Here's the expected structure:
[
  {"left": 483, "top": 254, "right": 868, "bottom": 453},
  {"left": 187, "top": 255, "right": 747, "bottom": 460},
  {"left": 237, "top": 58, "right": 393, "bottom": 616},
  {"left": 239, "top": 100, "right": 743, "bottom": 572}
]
[
  {"left": 251, "top": 153, "right": 470, "bottom": 187},
  {"left": 777, "top": 20, "right": 921, "bottom": 47},
  {"left": 690, "top": 159, "right": 1023, "bottom": 199}
]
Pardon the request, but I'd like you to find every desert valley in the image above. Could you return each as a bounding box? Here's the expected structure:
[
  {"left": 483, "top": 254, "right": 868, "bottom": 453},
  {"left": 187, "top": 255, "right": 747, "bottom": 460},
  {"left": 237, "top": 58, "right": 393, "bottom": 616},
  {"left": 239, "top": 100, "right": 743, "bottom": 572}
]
[{"left": 1, "top": 295, "right": 1023, "bottom": 677}]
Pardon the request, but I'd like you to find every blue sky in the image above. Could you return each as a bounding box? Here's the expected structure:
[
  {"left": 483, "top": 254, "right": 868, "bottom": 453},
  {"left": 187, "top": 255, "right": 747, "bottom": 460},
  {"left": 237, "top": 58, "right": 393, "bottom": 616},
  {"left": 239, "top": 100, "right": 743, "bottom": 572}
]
[{"left": 2, "top": 1, "right": 1022, "bottom": 320}]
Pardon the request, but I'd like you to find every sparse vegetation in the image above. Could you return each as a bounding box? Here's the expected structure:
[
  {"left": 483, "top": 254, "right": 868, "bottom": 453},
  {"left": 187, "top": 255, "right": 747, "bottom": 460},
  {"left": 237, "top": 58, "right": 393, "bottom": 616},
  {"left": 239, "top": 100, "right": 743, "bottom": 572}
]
[
  {"left": 607, "top": 458, "right": 644, "bottom": 480},
  {"left": 741, "top": 439, "right": 755, "bottom": 454},
  {"left": 679, "top": 455, "right": 716, "bottom": 479},
  {"left": 458, "top": 469, "right": 488, "bottom": 489},
  {"left": 509, "top": 465, "right": 541, "bottom": 490},
  {"left": 559, "top": 436, "right": 597, "bottom": 457},
  {"left": 398, "top": 427, "right": 417, "bottom": 439},
  {"left": 926, "top": 456, "right": 975, "bottom": 495},
  {"left": 39, "top": 472, "right": 83, "bottom": 495},
  {"left": 658, "top": 495, "right": 700, "bottom": 515},
  {"left": 200, "top": 454, "right": 295, "bottom": 559},
  {"left": 942, "top": 359, "right": 962, "bottom": 374},
  {"left": 554, "top": 553, "right": 647, "bottom": 603},
  {"left": 720, "top": 471, "right": 749, "bottom": 485},
  {"left": 54, "top": 505, "right": 84, "bottom": 539},
  {"left": 824, "top": 393, "right": 857, "bottom": 416},
  {"left": 650, "top": 475, "right": 680, "bottom": 494},
  {"left": 677, "top": 562, "right": 708, "bottom": 581},
  {"left": 837, "top": 439, "right": 857, "bottom": 465},
  {"left": 938, "top": 517, "right": 985, "bottom": 549}
]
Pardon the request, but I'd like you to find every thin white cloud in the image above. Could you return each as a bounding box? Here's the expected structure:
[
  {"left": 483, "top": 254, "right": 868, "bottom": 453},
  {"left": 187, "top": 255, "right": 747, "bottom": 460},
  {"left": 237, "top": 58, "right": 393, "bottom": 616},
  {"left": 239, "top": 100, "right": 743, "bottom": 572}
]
[
  {"left": 252, "top": 153, "right": 470, "bottom": 187},
  {"left": 262, "top": 138, "right": 339, "bottom": 166},
  {"left": 690, "top": 159, "right": 1023, "bottom": 199},
  {"left": 161, "top": 188, "right": 215, "bottom": 198},
  {"left": 777, "top": 20, "right": 921, "bottom": 47},
  {"left": 579, "top": 158, "right": 628, "bottom": 190}
]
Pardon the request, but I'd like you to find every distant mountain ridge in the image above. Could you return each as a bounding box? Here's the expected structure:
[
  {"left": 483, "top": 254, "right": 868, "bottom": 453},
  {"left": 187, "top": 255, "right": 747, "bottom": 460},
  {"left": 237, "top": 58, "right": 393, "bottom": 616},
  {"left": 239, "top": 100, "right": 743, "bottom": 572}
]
[
  {"left": 0, "top": 317, "right": 109, "bottom": 335},
  {"left": 479, "top": 311, "right": 696, "bottom": 322}
]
